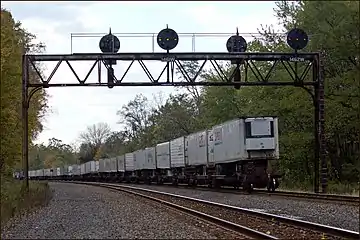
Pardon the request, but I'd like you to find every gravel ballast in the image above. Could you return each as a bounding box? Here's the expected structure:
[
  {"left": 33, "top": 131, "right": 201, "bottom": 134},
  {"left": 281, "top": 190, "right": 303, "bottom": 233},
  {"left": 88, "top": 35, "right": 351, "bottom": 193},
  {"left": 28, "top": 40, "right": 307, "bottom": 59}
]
[
  {"left": 117, "top": 185, "right": 343, "bottom": 239},
  {"left": 1, "top": 182, "right": 247, "bottom": 239},
  {"left": 123, "top": 184, "right": 360, "bottom": 232}
]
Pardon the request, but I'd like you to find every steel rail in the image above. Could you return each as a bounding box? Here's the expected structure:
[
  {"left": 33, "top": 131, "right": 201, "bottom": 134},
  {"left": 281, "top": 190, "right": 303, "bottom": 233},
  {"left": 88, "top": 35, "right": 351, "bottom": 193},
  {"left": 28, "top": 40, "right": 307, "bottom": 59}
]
[
  {"left": 95, "top": 182, "right": 359, "bottom": 239},
  {"left": 72, "top": 181, "right": 277, "bottom": 239},
  {"left": 156, "top": 182, "right": 359, "bottom": 205}
]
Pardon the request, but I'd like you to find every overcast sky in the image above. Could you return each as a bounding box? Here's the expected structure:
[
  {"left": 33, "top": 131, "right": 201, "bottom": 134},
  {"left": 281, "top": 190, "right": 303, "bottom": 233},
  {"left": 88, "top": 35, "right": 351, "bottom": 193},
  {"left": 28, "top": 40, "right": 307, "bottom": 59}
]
[{"left": 2, "top": 1, "right": 283, "bottom": 146}]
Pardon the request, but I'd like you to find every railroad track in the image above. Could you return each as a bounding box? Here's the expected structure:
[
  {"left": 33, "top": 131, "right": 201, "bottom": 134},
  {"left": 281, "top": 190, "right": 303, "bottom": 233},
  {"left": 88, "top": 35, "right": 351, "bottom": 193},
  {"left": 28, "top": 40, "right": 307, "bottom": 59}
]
[
  {"left": 256, "top": 189, "right": 359, "bottom": 204},
  {"left": 150, "top": 182, "right": 359, "bottom": 206},
  {"left": 69, "top": 181, "right": 359, "bottom": 239}
]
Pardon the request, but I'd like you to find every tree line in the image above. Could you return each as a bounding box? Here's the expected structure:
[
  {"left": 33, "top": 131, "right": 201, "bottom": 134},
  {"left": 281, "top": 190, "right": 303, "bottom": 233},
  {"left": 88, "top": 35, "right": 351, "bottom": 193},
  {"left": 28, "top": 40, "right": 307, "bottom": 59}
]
[
  {"left": 1, "top": 9, "right": 48, "bottom": 178},
  {"left": 1, "top": 2, "right": 359, "bottom": 193}
]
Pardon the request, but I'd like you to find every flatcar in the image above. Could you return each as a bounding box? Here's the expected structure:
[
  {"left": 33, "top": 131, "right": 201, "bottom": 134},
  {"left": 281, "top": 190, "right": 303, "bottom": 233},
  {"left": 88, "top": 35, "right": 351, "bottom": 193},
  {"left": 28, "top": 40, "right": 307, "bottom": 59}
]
[{"left": 27, "top": 116, "right": 280, "bottom": 192}]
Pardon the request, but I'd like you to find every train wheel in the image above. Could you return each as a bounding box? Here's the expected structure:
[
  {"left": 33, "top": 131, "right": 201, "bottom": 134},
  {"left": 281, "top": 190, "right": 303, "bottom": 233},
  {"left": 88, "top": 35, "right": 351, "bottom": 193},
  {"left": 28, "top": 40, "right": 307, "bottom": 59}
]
[
  {"left": 247, "top": 184, "right": 254, "bottom": 193},
  {"left": 244, "top": 182, "right": 253, "bottom": 193},
  {"left": 267, "top": 178, "right": 276, "bottom": 192},
  {"left": 172, "top": 178, "right": 178, "bottom": 186},
  {"left": 188, "top": 179, "right": 193, "bottom": 186},
  {"left": 192, "top": 179, "right": 198, "bottom": 187}
]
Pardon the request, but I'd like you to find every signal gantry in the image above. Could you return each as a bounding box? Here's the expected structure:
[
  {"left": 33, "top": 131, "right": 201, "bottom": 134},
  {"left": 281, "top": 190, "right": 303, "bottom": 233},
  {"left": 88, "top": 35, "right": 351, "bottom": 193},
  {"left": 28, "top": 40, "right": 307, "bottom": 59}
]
[{"left": 21, "top": 25, "right": 326, "bottom": 195}]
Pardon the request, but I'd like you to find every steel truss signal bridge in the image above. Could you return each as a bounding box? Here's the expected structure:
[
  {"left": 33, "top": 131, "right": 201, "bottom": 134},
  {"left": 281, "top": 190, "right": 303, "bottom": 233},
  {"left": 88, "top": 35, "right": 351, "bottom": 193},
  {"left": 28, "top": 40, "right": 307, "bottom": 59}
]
[{"left": 22, "top": 26, "right": 326, "bottom": 194}]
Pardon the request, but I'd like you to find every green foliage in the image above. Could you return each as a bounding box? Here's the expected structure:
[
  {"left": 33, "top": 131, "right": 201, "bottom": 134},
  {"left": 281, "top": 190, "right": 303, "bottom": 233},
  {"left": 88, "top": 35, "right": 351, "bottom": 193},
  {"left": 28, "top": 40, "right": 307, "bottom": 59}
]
[
  {"left": 1, "top": 9, "right": 48, "bottom": 176},
  {"left": 29, "top": 138, "right": 78, "bottom": 169},
  {"left": 1, "top": 176, "right": 52, "bottom": 228},
  {"left": 0, "top": 8, "right": 50, "bottom": 225}
]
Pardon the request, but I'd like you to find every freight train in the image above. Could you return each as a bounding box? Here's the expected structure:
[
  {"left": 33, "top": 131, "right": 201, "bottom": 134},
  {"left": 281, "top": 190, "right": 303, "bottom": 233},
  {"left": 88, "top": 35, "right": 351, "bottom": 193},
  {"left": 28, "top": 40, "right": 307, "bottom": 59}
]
[{"left": 26, "top": 116, "right": 281, "bottom": 193}]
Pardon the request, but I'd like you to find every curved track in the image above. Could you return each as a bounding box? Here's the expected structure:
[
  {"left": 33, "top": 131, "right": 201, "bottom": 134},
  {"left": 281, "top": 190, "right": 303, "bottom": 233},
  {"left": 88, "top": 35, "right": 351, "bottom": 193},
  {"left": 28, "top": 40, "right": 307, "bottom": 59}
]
[
  {"left": 256, "top": 189, "right": 359, "bottom": 204},
  {"left": 153, "top": 183, "right": 359, "bottom": 206},
  {"left": 68, "top": 181, "right": 359, "bottom": 239},
  {"left": 71, "top": 181, "right": 275, "bottom": 239}
]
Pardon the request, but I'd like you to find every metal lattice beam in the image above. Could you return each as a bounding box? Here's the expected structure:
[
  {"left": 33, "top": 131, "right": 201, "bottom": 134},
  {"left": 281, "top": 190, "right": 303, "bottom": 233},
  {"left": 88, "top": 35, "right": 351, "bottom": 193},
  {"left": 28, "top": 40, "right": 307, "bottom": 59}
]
[
  {"left": 28, "top": 52, "right": 317, "bottom": 61},
  {"left": 26, "top": 52, "right": 317, "bottom": 88}
]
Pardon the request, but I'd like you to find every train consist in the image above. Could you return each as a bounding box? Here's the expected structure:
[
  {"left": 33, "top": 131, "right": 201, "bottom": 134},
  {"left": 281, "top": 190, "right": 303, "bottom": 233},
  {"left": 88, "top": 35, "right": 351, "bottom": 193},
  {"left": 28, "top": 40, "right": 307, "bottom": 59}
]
[{"left": 28, "top": 116, "right": 281, "bottom": 192}]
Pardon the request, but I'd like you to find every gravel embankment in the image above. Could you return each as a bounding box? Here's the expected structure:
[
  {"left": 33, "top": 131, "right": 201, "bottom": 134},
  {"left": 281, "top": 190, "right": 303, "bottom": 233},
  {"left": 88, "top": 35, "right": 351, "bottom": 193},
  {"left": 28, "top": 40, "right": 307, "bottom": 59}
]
[
  {"left": 1, "top": 182, "right": 246, "bottom": 239},
  {"left": 123, "top": 184, "right": 360, "bottom": 232},
  {"left": 122, "top": 187, "right": 343, "bottom": 239}
]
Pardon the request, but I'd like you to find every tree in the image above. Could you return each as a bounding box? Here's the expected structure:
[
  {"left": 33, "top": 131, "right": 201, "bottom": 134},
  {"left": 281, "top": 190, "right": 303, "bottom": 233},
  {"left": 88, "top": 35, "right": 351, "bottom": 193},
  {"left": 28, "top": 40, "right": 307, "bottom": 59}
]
[
  {"left": 78, "top": 143, "right": 96, "bottom": 163},
  {"left": 116, "top": 94, "right": 151, "bottom": 139},
  {"left": 0, "top": 9, "right": 48, "bottom": 176},
  {"left": 149, "top": 93, "right": 200, "bottom": 140},
  {"left": 78, "top": 122, "right": 111, "bottom": 162},
  {"left": 175, "top": 61, "right": 203, "bottom": 107},
  {"left": 101, "top": 131, "right": 127, "bottom": 157},
  {"left": 79, "top": 122, "right": 112, "bottom": 147},
  {"left": 28, "top": 138, "right": 77, "bottom": 169},
  {"left": 270, "top": 0, "right": 360, "bottom": 188}
]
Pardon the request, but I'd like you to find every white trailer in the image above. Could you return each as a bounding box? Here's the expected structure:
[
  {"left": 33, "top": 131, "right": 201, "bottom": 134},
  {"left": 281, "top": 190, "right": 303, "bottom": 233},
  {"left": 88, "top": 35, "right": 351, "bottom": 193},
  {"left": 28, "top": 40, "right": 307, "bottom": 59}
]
[
  {"left": 85, "top": 161, "right": 92, "bottom": 174},
  {"left": 67, "top": 165, "right": 73, "bottom": 175},
  {"left": 80, "top": 163, "right": 86, "bottom": 175},
  {"left": 105, "top": 158, "right": 111, "bottom": 172},
  {"left": 156, "top": 142, "right": 171, "bottom": 169},
  {"left": 117, "top": 155, "right": 125, "bottom": 172},
  {"left": 210, "top": 117, "right": 279, "bottom": 164},
  {"left": 186, "top": 130, "right": 208, "bottom": 166},
  {"left": 211, "top": 118, "right": 245, "bottom": 164},
  {"left": 84, "top": 161, "right": 97, "bottom": 174},
  {"left": 144, "top": 147, "right": 156, "bottom": 170},
  {"left": 99, "top": 159, "right": 106, "bottom": 173},
  {"left": 56, "top": 167, "right": 65, "bottom": 176},
  {"left": 44, "top": 168, "right": 51, "bottom": 177},
  {"left": 63, "top": 166, "right": 69, "bottom": 176},
  {"left": 95, "top": 161, "right": 99, "bottom": 172},
  {"left": 170, "top": 137, "right": 186, "bottom": 168},
  {"left": 28, "top": 171, "right": 35, "bottom": 178},
  {"left": 36, "top": 169, "right": 44, "bottom": 177},
  {"left": 244, "top": 117, "right": 279, "bottom": 159},
  {"left": 208, "top": 129, "right": 215, "bottom": 164},
  {"left": 72, "top": 165, "right": 81, "bottom": 176},
  {"left": 134, "top": 149, "right": 145, "bottom": 170},
  {"left": 90, "top": 161, "right": 97, "bottom": 173},
  {"left": 109, "top": 157, "right": 118, "bottom": 172},
  {"left": 125, "top": 153, "right": 135, "bottom": 171},
  {"left": 207, "top": 116, "right": 280, "bottom": 192}
]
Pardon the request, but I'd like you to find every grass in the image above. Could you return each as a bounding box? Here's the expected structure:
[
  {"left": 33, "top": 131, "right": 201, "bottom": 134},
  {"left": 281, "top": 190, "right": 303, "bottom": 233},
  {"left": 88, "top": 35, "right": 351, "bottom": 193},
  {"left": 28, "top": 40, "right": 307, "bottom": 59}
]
[
  {"left": 0, "top": 177, "right": 52, "bottom": 229},
  {"left": 279, "top": 179, "right": 360, "bottom": 196}
]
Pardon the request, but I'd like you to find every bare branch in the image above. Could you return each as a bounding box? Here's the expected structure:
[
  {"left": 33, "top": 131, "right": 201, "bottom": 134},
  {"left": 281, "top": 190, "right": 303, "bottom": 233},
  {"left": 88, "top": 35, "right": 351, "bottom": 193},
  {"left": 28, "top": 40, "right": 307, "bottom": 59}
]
[{"left": 79, "top": 122, "right": 112, "bottom": 147}]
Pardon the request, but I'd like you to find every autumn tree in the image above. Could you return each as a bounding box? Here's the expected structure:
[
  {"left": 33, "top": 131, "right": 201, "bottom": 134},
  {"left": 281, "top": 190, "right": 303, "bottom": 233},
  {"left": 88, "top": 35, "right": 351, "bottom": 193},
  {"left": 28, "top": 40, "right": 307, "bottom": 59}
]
[
  {"left": 28, "top": 138, "right": 77, "bottom": 169},
  {"left": 0, "top": 9, "right": 48, "bottom": 176},
  {"left": 116, "top": 94, "right": 152, "bottom": 139},
  {"left": 101, "top": 131, "right": 127, "bottom": 157},
  {"left": 78, "top": 122, "right": 112, "bottom": 162}
]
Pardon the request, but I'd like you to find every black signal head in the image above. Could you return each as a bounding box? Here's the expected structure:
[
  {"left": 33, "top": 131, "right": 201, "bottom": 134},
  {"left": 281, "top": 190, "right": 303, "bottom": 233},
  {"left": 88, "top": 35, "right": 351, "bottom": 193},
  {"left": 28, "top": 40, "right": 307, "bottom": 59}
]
[
  {"left": 287, "top": 28, "right": 308, "bottom": 51},
  {"left": 99, "top": 32, "right": 120, "bottom": 53},
  {"left": 157, "top": 27, "right": 179, "bottom": 51},
  {"left": 226, "top": 35, "right": 247, "bottom": 53}
]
